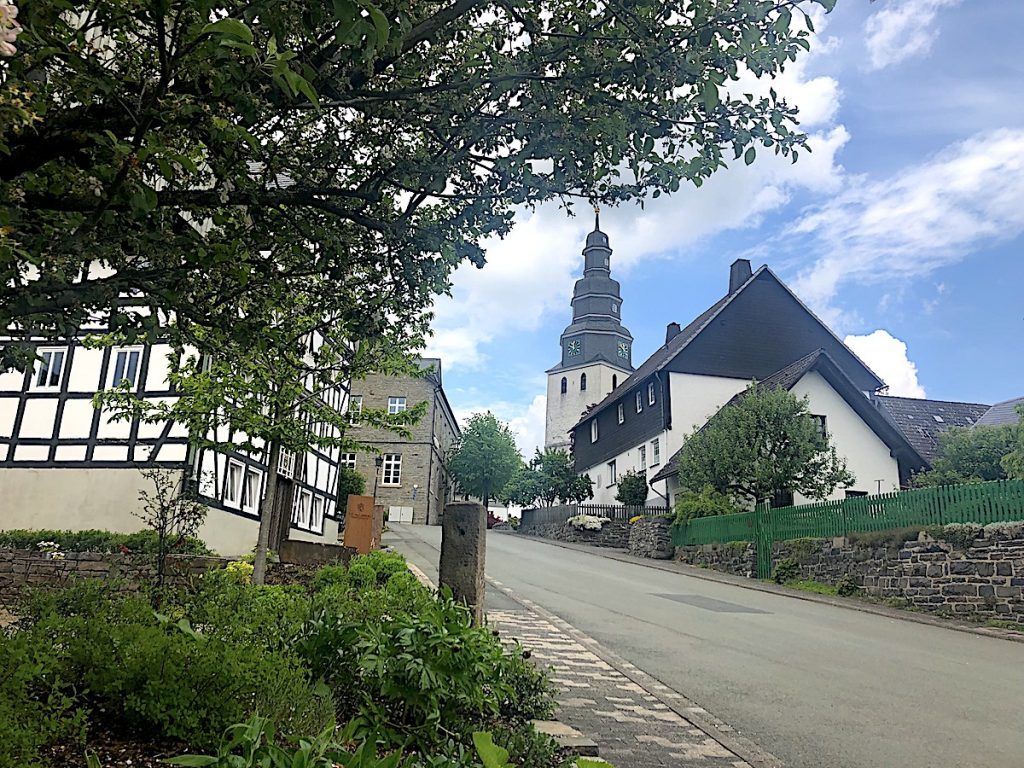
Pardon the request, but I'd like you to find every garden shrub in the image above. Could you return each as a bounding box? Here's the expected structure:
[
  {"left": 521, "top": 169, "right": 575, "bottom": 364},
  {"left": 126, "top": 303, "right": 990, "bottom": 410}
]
[
  {"left": 311, "top": 564, "right": 349, "bottom": 592},
  {"left": 359, "top": 551, "right": 408, "bottom": 585},
  {"left": 0, "top": 633, "right": 86, "bottom": 768},
  {"left": 847, "top": 527, "right": 928, "bottom": 549},
  {"left": 184, "top": 578, "right": 311, "bottom": 653},
  {"left": 835, "top": 575, "right": 858, "bottom": 597},
  {"left": 0, "top": 528, "right": 212, "bottom": 555},
  {"left": 673, "top": 485, "right": 737, "bottom": 526},
  {"left": 771, "top": 557, "right": 800, "bottom": 584},
  {"left": 939, "top": 523, "right": 983, "bottom": 551},
  {"left": 784, "top": 537, "right": 822, "bottom": 562},
  {"left": 345, "top": 561, "right": 377, "bottom": 591},
  {"left": 495, "top": 647, "right": 557, "bottom": 722}
]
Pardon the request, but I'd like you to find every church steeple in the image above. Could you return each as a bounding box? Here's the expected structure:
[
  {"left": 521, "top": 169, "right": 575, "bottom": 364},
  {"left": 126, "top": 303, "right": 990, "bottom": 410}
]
[{"left": 549, "top": 217, "right": 634, "bottom": 373}]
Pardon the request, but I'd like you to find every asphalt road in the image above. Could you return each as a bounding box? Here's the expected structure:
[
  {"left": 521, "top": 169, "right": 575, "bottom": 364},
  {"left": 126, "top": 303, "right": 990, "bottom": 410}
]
[{"left": 385, "top": 524, "right": 1024, "bottom": 768}]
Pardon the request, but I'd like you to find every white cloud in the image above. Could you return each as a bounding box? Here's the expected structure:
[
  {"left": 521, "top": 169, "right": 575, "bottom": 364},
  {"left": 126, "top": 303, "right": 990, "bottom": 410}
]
[
  {"left": 789, "top": 128, "right": 1024, "bottom": 327},
  {"left": 844, "top": 330, "right": 925, "bottom": 397},
  {"left": 864, "top": 0, "right": 960, "bottom": 71},
  {"left": 453, "top": 394, "right": 547, "bottom": 458}
]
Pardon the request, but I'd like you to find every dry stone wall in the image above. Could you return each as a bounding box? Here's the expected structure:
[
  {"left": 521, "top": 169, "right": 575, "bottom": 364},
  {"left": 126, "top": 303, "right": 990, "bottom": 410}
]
[
  {"left": 676, "top": 523, "right": 1024, "bottom": 624},
  {"left": 521, "top": 520, "right": 630, "bottom": 548},
  {"left": 627, "top": 517, "right": 675, "bottom": 559}
]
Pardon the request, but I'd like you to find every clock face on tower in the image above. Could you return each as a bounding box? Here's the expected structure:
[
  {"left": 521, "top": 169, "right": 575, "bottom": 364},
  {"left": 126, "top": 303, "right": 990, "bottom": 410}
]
[
  {"left": 567, "top": 340, "right": 581, "bottom": 356},
  {"left": 617, "top": 341, "right": 629, "bottom": 359}
]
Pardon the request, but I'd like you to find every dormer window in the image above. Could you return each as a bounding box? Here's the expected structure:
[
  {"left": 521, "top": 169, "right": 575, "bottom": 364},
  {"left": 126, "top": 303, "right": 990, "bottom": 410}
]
[
  {"left": 635, "top": 392, "right": 643, "bottom": 413},
  {"left": 590, "top": 420, "right": 599, "bottom": 443}
]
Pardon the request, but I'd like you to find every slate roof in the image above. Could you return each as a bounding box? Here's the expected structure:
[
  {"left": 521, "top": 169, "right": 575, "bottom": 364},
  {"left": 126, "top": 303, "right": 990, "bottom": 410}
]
[
  {"left": 650, "top": 350, "right": 925, "bottom": 484},
  {"left": 872, "top": 395, "right": 990, "bottom": 464},
  {"left": 976, "top": 396, "right": 1024, "bottom": 427},
  {"left": 570, "top": 265, "right": 884, "bottom": 432}
]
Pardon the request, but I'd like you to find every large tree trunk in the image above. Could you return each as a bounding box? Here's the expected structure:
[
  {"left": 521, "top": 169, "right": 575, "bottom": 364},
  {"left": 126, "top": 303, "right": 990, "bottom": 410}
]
[{"left": 252, "top": 440, "right": 281, "bottom": 586}]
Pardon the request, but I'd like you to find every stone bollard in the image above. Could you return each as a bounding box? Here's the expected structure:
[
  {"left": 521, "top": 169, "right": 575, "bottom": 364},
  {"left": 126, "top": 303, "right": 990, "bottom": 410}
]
[{"left": 439, "top": 501, "right": 486, "bottom": 625}]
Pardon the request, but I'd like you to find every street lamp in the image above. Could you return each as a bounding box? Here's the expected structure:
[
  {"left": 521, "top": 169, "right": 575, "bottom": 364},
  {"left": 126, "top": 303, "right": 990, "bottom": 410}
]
[{"left": 373, "top": 455, "right": 384, "bottom": 498}]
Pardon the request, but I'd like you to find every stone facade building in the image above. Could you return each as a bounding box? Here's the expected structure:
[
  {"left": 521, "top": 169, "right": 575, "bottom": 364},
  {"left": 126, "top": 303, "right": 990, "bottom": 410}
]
[{"left": 345, "top": 359, "right": 459, "bottom": 525}]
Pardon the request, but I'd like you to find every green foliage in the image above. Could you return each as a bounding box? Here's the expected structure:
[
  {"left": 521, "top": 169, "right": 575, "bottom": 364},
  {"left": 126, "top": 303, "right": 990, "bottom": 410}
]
[
  {"left": 1003, "top": 405, "right": 1024, "bottom": 479},
  {"left": 911, "top": 424, "right": 1018, "bottom": 487},
  {"left": 673, "top": 485, "right": 739, "bottom": 526},
  {"left": 337, "top": 468, "right": 368, "bottom": 504},
  {"left": 345, "top": 562, "right": 377, "bottom": 591},
  {"left": 224, "top": 560, "right": 255, "bottom": 584},
  {"left": 615, "top": 470, "right": 648, "bottom": 506},
  {"left": 771, "top": 557, "right": 800, "bottom": 584},
  {"left": 501, "top": 448, "right": 594, "bottom": 508},
  {"left": 0, "top": 633, "right": 87, "bottom": 768},
  {"left": 311, "top": 565, "right": 350, "bottom": 592},
  {"left": 167, "top": 716, "right": 414, "bottom": 768},
  {"left": 2, "top": 0, "right": 824, "bottom": 377},
  {"left": 835, "top": 575, "right": 859, "bottom": 597},
  {"left": 184, "top": 578, "right": 312, "bottom": 653},
  {"left": 357, "top": 551, "right": 409, "bottom": 585},
  {"left": 450, "top": 413, "right": 523, "bottom": 507},
  {"left": 676, "top": 385, "right": 856, "bottom": 504},
  {"left": 938, "top": 523, "right": 982, "bottom": 551},
  {"left": 0, "top": 528, "right": 212, "bottom": 555},
  {"left": 784, "top": 537, "right": 822, "bottom": 563},
  {"left": 782, "top": 579, "right": 837, "bottom": 596}
]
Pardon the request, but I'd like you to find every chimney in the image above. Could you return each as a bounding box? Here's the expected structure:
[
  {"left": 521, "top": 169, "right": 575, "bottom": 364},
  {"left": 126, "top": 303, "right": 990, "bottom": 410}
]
[
  {"left": 665, "top": 322, "right": 682, "bottom": 344},
  {"left": 729, "top": 258, "right": 752, "bottom": 293}
]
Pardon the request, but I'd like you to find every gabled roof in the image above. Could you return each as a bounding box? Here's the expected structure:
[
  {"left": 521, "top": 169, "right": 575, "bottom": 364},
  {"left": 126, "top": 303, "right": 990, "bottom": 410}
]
[
  {"left": 650, "top": 350, "right": 926, "bottom": 484},
  {"left": 872, "top": 395, "right": 990, "bottom": 464},
  {"left": 571, "top": 265, "right": 884, "bottom": 432},
  {"left": 976, "top": 396, "right": 1023, "bottom": 427}
]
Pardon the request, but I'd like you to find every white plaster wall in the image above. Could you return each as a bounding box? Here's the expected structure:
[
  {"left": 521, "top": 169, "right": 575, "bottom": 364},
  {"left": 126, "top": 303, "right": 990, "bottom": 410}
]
[
  {"left": 545, "top": 362, "right": 628, "bottom": 451},
  {"left": 790, "top": 371, "right": 900, "bottom": 500},
  {"left": 666, "top": 372, "right": 750, "bottom": 459},
  {"left": 582, "top": 429, "right": 671, "bottom": 505}
]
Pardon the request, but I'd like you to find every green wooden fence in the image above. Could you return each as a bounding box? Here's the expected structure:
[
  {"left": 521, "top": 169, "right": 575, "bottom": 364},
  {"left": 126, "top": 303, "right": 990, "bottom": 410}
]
[{"left": 673, "top": 479, "right": 1024, "bottom": 578}]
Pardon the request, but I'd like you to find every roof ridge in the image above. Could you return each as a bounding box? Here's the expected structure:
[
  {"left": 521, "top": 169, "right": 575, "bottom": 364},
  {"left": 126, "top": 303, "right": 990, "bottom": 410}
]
[{"left": 875, "top": 394, "right": 992, "bottom": 408}]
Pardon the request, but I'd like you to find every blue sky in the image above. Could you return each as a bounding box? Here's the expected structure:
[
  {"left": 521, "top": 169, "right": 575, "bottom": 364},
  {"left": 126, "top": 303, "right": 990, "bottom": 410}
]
[{"left": 426, "top": 0, "right": 1024, "bottom": 456}]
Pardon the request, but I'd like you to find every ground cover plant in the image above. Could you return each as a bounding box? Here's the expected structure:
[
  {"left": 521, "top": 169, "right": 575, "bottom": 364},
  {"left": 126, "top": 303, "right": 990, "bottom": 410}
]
[
  {"left": 0, "top": 552, "right": 563, "bottom": 768},
  {"left": 0, "top": 528, "right": 212, "bottom": 555}
]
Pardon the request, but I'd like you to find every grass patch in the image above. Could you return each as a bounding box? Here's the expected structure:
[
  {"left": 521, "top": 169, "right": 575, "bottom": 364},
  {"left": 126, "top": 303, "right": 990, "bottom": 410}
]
[
  {"left": 780, "top": 579, "right": 838, "bottom": 596},
  {"left": 985, "top": 619, "right": 1024, "bottom": 632}
]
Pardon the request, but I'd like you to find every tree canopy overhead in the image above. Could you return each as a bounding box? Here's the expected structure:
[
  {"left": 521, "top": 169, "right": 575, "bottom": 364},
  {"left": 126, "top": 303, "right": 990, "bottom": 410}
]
[
  {"left": 3, "top": 0, "right": 834, "bottom": 371},
  {"left": 500, "top": 448, "right": 593, "bottom": 508},
  {"left": 676, "top": 384, "right": 855, "bottom": 505}
]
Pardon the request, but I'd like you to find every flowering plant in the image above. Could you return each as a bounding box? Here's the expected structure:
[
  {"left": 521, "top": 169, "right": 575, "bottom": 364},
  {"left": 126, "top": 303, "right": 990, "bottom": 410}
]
[
  {"left": 567, "top": 514, "right": 610, "bottom": 531},
  {"left": 36, "top": 540, "right": 65, "bottom": 560},
  {"left": 0, "top": 0, "right": 21, "bottom": 57}
]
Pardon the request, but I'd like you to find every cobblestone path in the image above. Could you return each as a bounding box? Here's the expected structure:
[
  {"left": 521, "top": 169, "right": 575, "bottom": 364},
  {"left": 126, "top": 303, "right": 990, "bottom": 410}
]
[{"left": 487, "top": 608, "right": 763, "bottom": 768}]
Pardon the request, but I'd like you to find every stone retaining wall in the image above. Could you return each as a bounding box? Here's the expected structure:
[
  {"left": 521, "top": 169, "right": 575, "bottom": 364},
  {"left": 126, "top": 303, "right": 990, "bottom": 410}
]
[
  {"left": 677, "top": 524, "right": 1024, "bottom": 624},
  {"left": 627, "top": 517, "right": 675, "bottom": 559},
  {"left": 0, "top": 549, "right": 338, "bottom": 602},
  {"left": 675, "top": 541, "right": 757, "bottom": 577},
  {"left": 522, "top": 520, "right": 630, "bottom": 548}
]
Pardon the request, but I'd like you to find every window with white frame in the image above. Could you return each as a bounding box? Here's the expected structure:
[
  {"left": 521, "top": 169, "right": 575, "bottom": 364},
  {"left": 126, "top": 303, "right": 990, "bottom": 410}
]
[
  {"left": 635, "top": 391, "right": 643, "bottom": 413},
  {"left": 607, "top": 460, "right": 617, "bottom": 485},
  {"left": 648, "top": 382, "right": 656, "bottom": 406},
  {"left": 388, "top": 396, "right": 407, "bottom": 414},
  {"left": 339, "top": 452, "right": 357, "bottom": 469},
  {"left": 650, "top": 438, "right": 660, "bottom": 465},
  {"left": 382, "top": 453, "right": 402, "bottom": 486},
  {"left": 617, "top": 403, "right": 624, "bottom": 424},
  {"left": 292, "top": 488, "right": 312, "bottom": 526},
  {"left": 278, "top": 449, "right": 296, "bottom": 479},
  {"left": 242, "top": 468, "right": 262, "bottom": 513},
  {"left": 348, "top": 395, "right": 363, "bottom": 424},
  {"left": 310, "top": 496, "right": 324, "bottom": 531},
  {"left": 638, "top": 445, "right": 646, "bottom": 470},
  {"left": 590, "top": 419, "right": 599, "bottom": 443},
  {"left": 32, "top": 348, "right": 66, "bottom": 391},
  {"left": 110, "top": 347, "right": 142, "bottom": 388},
  {"left": 224, "top": 459, "right": 244, "bottom": 508}
]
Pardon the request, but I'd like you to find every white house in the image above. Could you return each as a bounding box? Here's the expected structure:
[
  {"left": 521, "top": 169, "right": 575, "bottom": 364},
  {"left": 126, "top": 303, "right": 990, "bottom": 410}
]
[
  {"left": 0, "top": 331, "right": 351, "bottom": 556},
  {"left": 551, "top": 231, "right": 927, "bottom": 508}
]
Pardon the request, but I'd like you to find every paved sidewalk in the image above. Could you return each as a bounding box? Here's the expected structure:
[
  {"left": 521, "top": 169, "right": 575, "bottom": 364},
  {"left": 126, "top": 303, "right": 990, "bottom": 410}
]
[{"left": 487, "top": 606, "right": 770, "bottom": 768}]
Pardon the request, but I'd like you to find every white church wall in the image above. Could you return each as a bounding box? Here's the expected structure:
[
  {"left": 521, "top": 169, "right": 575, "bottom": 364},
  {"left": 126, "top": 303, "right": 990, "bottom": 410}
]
[
  {"left": 582, "top": 428, "right": 671, "bottom": 506},
  {"left": 790, "top": 371, "right": 901, "bottom": 500},
  {"left": 545, "top": 362, "right": 626, "bottom": 451}
]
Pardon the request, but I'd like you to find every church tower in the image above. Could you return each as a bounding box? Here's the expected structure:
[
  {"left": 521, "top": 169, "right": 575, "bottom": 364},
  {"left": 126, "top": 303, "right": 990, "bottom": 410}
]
[{"left": 545, "top": 213, "right": 634, "bottom": 451}]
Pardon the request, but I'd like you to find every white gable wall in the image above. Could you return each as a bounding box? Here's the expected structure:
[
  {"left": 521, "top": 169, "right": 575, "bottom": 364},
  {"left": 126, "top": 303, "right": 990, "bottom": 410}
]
[{"left": 790, "top": 371, "right": 900, "bottom": 501}]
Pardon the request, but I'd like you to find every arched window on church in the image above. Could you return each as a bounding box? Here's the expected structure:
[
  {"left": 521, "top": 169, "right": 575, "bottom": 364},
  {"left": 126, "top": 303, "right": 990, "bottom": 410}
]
[
  {"left": 560, "top": 377, "right": 567, "bottom": 395},
  {"left": 612, "top": 374, "right": 618, "bottom": 389},
  {"left": 580, "top": 373, "right": 587, "bottom": 391}
]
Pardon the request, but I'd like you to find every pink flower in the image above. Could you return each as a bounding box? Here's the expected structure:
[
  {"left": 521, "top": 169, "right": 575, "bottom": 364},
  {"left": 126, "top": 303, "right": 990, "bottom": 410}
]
[{"left": 0, "top": 0, "right": 23, "bottom": 58}]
